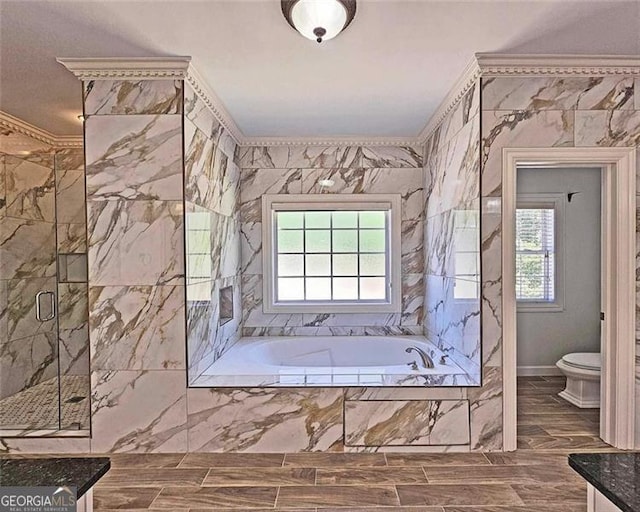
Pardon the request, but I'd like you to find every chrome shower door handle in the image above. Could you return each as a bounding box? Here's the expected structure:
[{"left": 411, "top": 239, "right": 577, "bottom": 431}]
[{"left": 35, "top": 290, "right": 56, "bottom": 322}]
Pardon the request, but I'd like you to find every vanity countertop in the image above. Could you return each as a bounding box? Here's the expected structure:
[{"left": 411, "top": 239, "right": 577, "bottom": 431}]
[
  {"left": 569, "top": 452, "right": 640, "bottom": 512},
  {"left": 0, "top": 457, "right": 110, "bottom": 497}
]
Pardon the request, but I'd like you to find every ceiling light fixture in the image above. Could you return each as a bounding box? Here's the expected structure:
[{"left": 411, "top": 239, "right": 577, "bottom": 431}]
[
  {"left": 281, "top": 0, "right": 356, "bottom": 43},
  {"left": 318, "top": 178, "right": 335, "bottom": 188},
  {"left": 77, "top": 114, "right": 85, "bottom": 122}
]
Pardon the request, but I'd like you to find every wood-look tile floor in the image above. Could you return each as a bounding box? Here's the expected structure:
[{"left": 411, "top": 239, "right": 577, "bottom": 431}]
[{"left": 93, "top": 377, "right": 614, "bottom": 511}]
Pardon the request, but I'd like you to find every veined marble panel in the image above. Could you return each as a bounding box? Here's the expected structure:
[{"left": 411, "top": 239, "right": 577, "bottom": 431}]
[
  {"left": 57, "top": 282, "right": 88, "bottom": 331},
  {"left": 219, "top": 214, "right": 241, "bottom": 279},
  {"left": 0, "top": 280, "right": 7, "bottom": 343},
  {"left": 575, "top": 110, "right": 640, "bottom": 147},
  {"left": 184, "top": 120, "right": 217, "bottom": 210},
  {"left": 185, "top": 202, "right": 222, "bottom": 284},
  {"left": 4, "top": 156, "right": 55, "bottom": 221},
  {"left": 90, "top": 285, "right": 185, "bottom": 370},
  {"left": 58, "top": 254, "right": 88, "bottom": 283},
  {"left": 184, "top": 83, "right": 222, "bottom": 141},
  {"left": 91, "top": 370, "right": 187, "bottom": 452},
  {"left": 85, "top": 115, "right": 183, "bottom": 201},
  {"left": 54, "top": 148, "right": 84, "bottom": 172},
  {"left": 481, "top": 110, "right": 574, "bottom": 197},
  {"left": 346, "top": 387, "right": 466, "bottom": 401},
  {"left": 242, "top": 273, "right": 303, "bottom": 328},
  {"left": 218, "top": 128, "right": 238, "bottom": 161},
  {"left": 425, "top": 206, "right": 480, "bottom": 279},
  {"left": 481, "top": 197, "right": 502, "bottom": 367},
  {"left": 187, "top": 387, "right": 343, "bottom": 452},
  {"left": 84, "top": 79, "right": 182, "bottom": 115},
  {"left": 436, "top": 84, "right": 480, "bottom": 154},
  {"left": 302, "top": 168, "right": 424, "bottom": 221},
  {"left": 425, "top": 117, "right": 480, "bottom": 219},
  {"left": 424, "top": 275, "right": 480, "bottom": 366},
  {"left": 402, "top": 273, "right": 424, "bottom": 326},
  {"left": 87, "top": 199, "right": 184, "bottom": 286},
  {"left": 58, "top": 326, "right": 89, "bottom": 376},
  {"left": 482, "top": 76, "right": 634, "bottom": 112},
  {"left": 360, "top": 146, "right": 423, "bottom": 168},
  {"left": 401, "top": 219, "right": 424, "bottom": 274},
  {"left": 240, "top": 221, "right": 262, "bottom": 275},
  {"left": 0, "top": 155, "right": 6, "bottom": 218},
  {"left": 55, "top": 170, "right": 85, "bottom": 224},
  {"left": 57, "top": 223, "right": 86, "bottom": 254},
  {"left": 240, "top": 168, "right": 303, "bottom": 223},
  {"left": 0, "top": 437, "right": 91, "bottom": 454},
  {"left": 186, "top": 280, "right": 217, "bottom": 380},
  {"left": 241, "top": 325, "right": 425, "bottom": 337},
  {"left": 219, "top": 159, "right": 240, "bottom": 217},
  {"left": 344, "top": 399, "right": 470, "bottom": 446},
  {"left": 469, "top": 366, "right": 503, "bottom": 451},
  {"left": 302, "top": 312, "right": 402, "bottom": 328},
  {"left": 238, "top": 146, "right": 361, "bottom": 169},
  {"left": 0, "top": 218, "right": 56, "bottom": 278},
  {"left": 0, "top": 332, "right": 57, "bottom": 399},
  {"left": 7, "top": 277, "right": 57, "bottom": 341}
]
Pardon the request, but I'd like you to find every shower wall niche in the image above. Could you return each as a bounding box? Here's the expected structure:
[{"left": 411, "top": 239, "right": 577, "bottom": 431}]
[{"left": 0, "top": 131, "right": 90, "bottom": 433}]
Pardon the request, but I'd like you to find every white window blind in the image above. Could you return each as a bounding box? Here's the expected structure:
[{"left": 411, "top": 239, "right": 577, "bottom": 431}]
[{"left": 515, "top": 208, "right": 555, "bottom": 302}]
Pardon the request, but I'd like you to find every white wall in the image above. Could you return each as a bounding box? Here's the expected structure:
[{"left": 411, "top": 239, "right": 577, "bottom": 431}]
[{"left": 517, "top": 167, "right": 601, "bottom": 370}]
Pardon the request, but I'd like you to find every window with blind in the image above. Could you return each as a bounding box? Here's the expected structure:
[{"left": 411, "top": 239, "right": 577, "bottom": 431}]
[
  {"left": 262, "top": 194, "right": 402, "bottom": 313},
  {"left": 516, "top": 194, "right": 565, "bottom": 311}
]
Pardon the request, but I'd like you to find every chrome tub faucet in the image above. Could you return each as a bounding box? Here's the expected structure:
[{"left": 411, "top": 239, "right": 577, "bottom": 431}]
[{"left": 405, "top": 346, "right": 435, "bottom": 369}]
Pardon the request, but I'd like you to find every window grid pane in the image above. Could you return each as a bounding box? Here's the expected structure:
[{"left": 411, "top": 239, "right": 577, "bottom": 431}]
[
  {"left": 274, "top": 210, "right": 390, "bottom": 303},
  {"left": 516, "top": 207, "right": 555, "bottom": 302}
]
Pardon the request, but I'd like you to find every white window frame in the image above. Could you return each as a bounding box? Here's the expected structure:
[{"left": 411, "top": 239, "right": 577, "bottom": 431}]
[
  {"left": 262, "top": 194, "right": 402, "bottom": 314},
  {"left": 515, "top": 193, "right": 565, "bottom": 313}
]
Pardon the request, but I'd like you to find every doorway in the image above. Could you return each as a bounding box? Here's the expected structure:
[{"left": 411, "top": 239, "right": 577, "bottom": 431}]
[{"left": 502, "top": 147, "right": 637, "bottom": 451}]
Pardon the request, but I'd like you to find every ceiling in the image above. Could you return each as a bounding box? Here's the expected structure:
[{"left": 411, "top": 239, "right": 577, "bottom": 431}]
[{"left": 1, "top": 0, "right": 639, "bottom": 139}]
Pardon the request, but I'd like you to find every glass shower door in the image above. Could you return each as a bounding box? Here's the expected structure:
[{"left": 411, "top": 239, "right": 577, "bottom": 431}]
[{"left": 0, "top": 152, "right": 62, "bottom": 431}]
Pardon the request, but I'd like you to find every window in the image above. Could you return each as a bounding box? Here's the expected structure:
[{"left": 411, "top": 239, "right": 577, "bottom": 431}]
[
  {"left": 185, "top": 209, "right": 212, "bottom": 302},
  {"left": 262, "top": 194, "right": 402, "bottom": 313},
  {"left": 516, "top": 194, "right": 564, "bottom": 312}
]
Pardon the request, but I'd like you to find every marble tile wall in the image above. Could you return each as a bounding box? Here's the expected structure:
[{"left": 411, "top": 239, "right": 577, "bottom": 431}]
[
  {"left": 423, "top": 82, "right": 482, "bottom": 383},
  {"left": 84, "top": 79, "right": 189, "bottom": 452},
  {"left": 480, "top": 75, "right": 640, "bottom": 451},
  {"left": 238, "top": 146, "right": 424, "bottom": 336},
  {"left": 184, "top": 83, "right": 242, "bottom": 383}
]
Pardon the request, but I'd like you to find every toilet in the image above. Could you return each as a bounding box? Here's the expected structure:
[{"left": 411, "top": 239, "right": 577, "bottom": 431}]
[{"left": 555, "top": 352, "right": 601, "bottom": 408}]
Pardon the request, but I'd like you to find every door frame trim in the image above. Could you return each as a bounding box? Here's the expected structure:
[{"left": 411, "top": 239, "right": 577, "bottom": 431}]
[{"left": 502, "top": 146, "right": 637, "bottom": 451}]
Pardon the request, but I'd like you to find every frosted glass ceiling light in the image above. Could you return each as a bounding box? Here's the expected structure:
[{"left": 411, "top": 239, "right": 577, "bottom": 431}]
[{"left": 282, "top": 0, "right": 356, "bottom": 43}]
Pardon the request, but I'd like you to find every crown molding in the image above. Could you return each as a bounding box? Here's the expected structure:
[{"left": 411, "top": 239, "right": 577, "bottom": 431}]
[
  {"left": 185, "top": 66, "right": 243, "bottom": 146},
  {"left": 236, "top": 136, "right": 420, "bottom": 147},
  {"left": 0, "top": 111, "right": 83, "bottom": 148},
  {"left": 53, "top": 54, "right": 640, "bottom": 150},
  {"left": 56, "top": 57, "right": 191, "bottom": 80},
  {"left": 476, "top": 53, "right": 640, "bottom": 76}
]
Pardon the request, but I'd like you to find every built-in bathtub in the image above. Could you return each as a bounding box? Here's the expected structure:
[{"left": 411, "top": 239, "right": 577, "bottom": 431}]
[{"left": 191, "top": 336, "right": 477, "bottom": 387}]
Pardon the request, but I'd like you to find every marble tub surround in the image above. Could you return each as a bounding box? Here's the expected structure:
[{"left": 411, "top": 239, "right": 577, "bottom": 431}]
[
  {"left": 184, "top": 81, "right": 242, "bottom": 384},
  {"left": 423, "top": 81, "right": 482, "bottom": 385},
  {"left": 239, "top": 159, "right": 424, "bottom": 336}
]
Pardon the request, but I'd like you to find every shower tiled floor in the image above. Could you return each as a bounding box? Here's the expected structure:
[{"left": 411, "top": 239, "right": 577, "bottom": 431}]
[
  {"left": 0, "top": 375, "right": 90, "bottom": 430},
  {"left": 90, "top": 376, "right": 610, "bottom": 511}
]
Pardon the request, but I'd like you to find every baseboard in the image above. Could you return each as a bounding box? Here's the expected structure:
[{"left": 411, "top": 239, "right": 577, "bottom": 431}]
[{"left": 517, "top": 365, "right": 562, "bottom": 376}]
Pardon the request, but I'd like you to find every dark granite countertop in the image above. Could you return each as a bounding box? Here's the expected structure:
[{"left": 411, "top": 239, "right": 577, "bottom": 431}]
[
  {"left": 569, "top": 453, "right": 640, "bottom": 512},
  {"left": 0, "top": 457, "right": 110, "bottom": 498}
]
